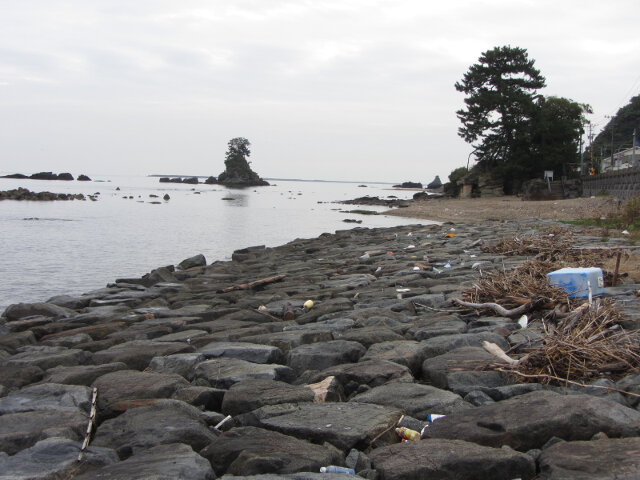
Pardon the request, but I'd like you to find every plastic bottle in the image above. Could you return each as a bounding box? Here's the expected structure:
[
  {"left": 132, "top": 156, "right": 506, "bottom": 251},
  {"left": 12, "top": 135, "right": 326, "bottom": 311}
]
[
  {"left": 320, "top": 466, "right": 355, "bottom": 474},
  {"left": 395, "top": 426, "right": 421, "bottom": 441}
]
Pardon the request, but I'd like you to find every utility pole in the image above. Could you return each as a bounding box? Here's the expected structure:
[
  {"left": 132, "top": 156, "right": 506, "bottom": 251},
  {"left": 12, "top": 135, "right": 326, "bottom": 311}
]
[
  {"left": 633, "top": 128, "right": 638, "bottom": 167},
  {"left": 589, "top": 122, "right": 595, "bottom": 173},
  {"left": 605, "top": 115, "right": 615, "bottom": 167}
]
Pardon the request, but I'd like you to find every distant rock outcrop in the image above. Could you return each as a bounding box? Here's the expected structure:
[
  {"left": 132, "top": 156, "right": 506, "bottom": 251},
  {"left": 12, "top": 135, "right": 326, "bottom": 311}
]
[
  {"left": 1, "top": 172, "right": 75, "bottom": 181},
  {"left": 393, "top": 181, "right": 423, "bottom": 189},
  {"left": 427, "top": 176, "right": 443, "bottom": 189},
  {"left": 218, "top": 137, "right": 269, "bottom": 188}
]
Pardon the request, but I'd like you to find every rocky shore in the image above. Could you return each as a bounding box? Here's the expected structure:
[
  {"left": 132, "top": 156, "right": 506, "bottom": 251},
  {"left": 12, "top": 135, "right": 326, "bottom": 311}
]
[{"left": 1, "top": 219, "right": 640, "bottom": 479}]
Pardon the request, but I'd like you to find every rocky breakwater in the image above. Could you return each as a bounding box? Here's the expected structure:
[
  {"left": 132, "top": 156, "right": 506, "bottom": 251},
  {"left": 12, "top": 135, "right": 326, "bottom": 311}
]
[
  {"left": 0, "top": 187, "right": 86, "bottom": 201},
  {"left": 1, "top": 221, "right": 640, "bottom": 479}
]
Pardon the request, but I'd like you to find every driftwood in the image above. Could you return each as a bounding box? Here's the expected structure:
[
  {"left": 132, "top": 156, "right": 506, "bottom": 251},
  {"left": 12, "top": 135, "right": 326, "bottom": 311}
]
[
  {"left": 220, "top": 274, "right": 286, "bottom": 293},
  {"left": 451, "top": 297, "right": 545, "bottom": 318},
  {"left": 77, "top": 387, "right": 98, "bottom": 462}
]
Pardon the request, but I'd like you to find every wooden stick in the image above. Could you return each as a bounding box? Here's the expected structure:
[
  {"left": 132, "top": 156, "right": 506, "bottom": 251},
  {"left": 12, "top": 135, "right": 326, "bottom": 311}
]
[
  {"left": 77, "top": 387, "right": 98, "bottom": 462},
  {"left": 613, "top": 251, "right": 622, "bottom": 287},
  {"left": 451, "top": 297, "right": 545, "bottom": 318},
  {"left": 220, "top": 274, "right": 286, "bottom": 293}
]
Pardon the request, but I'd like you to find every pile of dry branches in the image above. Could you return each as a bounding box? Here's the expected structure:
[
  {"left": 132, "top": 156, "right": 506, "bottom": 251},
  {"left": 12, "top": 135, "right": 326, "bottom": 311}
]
[
  {"left": 458, "top": 229, "right": 640, "bottom": 386},
  {"left": 497, "top": 299, "right": 640, "bottom": 385}
]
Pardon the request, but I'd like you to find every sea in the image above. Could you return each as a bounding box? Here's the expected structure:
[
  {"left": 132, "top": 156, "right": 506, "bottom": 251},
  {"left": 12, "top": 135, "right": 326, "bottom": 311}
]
[{"left": 0, "top": 175, "right": 436, "bottom": 313}]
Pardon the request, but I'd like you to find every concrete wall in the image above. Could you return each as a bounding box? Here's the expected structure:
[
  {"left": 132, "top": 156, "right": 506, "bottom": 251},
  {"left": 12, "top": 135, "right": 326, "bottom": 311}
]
[{"left": 582, "top": 167, "right": 640, "bottom": 200}]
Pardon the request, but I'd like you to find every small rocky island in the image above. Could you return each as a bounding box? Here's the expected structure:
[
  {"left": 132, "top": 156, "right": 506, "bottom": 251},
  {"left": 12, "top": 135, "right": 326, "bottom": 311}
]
[{"left": 217, "top": 137, "right": 269, "bottom": 188}]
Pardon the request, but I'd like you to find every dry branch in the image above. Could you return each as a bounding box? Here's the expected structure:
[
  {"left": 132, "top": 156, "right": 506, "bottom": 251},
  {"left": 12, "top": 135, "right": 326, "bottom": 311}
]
[
  {"left": 220, "top": 274, "right": 286, "bottom": 293},
  {"left": 451, "top": 297, "right": 545, "bottom": 318}
]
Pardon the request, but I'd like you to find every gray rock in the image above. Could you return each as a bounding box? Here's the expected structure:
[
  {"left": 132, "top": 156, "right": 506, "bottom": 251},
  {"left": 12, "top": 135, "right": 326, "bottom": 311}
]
[
  {"left": 178, "top": 253, "right": 207, "bottom": 270},
  {"left": 0, "top": 330, "right": 36, "bottom": 353},
  {"left": 92, "top": 369, "right": 190, "bottom": 419},
  {"left": 407, "top": 315, "right": 468, "bottom": 341},
  {"left": 369, "top": 438, "right": 535, "bottom": 480},
  {"left": 283, "top": 317, "right": 356, "bottom": 333},
  {"left": 237, "top": 402, "right": 403, "bottom": 451},
  {"left": 172, "top": 386, "right": 225, "bottom": 411},
  {"left": 349, "top": 383, "right": 471, "bottom": 419},
  {"left": 538, "top": 437, "right": 640, "bottom": 479},
  {"left": 153, "top": 329, "right": 209, "bottom": 343},
  {"left": 309, "top": 359, "right": 414, "bottom": 397},
  {"left": 423, "top": 390, "right": 640, "bottom": 451},
  {"left": 0, "top": 410, "right": 87, "bottom": 454},
  {"left": 41, "top": 332, "right": 93, "bottom": 347},
  {"left": 360, "top": 341, "right": 424, "bottom": 374},
  {"left": 4, "top": 345, "right": 92, "bottom": 370},
  {"left": 73, "top": 443, "right": 215, "bottom": 480},
  {"left": 92, "top": 399, "right": 217, "bottom": 458},
  {"left": 221, "top": 379, "right": 315, "bottom": 415},
  {"left": 288, "top": 340, "right": 366, "bottom": 375},
  {"left": 617, "top": 373, "right": 640, "bottom": 407},
  {"left": 194, "top": 357, "right": 296, "bottom": 389},
  {"left": 2, "top": 302, "right": 76, "bottom": 321},
  {"left": 419, "top": 331, "right": 510, "bottom": 359},
  {"left": 0, "top": 437, "right": 117, "bottom": 480},
  {"left": 333, "top": 326, "right": 404, "bottom": 348},
  {"left": 240, "top": 330, "right": 334, "bottom": 354},
  {"left": 0, "top": 383, "right": 92, "bottom": 414},
  {"left": 464, "top": 390, "right": 496, "bottom": 406},
  {"left": 345, "top": 448, "right": 372, "bottom": 472},
  {"left": 92, "top": 340, "right": 195, "bottom": 370},
  {"left": 40, "top": 362, "right": 128, "bottom": 386},
  {"left": 421, "top": 346, "right": 511, "bottom": 395},
  {"left": 200, "top": 426, "right": 343, "bottom": 476},
  {"left": 0, "top": 364, "right": 44, "bottom": 390},
  {"left": 147, "top": 352, "right": 206, "bottom": 380},
  {"left": 199, "top": 341, "right": 285, "bottom": 364}
]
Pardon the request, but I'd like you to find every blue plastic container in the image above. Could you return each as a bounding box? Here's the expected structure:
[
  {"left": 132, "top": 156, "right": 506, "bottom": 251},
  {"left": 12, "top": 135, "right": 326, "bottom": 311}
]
[{"left": 546, "top": 267, "right": 604, "bottom": 298}]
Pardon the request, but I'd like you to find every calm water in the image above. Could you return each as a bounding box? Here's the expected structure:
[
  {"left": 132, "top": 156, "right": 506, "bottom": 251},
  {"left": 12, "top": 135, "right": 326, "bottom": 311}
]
[{"left": 0, "top": 175, "right": 433, "bottom": 312}]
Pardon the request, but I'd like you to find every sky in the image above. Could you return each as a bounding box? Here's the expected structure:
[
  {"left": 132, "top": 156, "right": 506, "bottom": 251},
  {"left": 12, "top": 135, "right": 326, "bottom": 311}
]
[{"left": 1, "top": 1, "right": 640, "bottom": 183}]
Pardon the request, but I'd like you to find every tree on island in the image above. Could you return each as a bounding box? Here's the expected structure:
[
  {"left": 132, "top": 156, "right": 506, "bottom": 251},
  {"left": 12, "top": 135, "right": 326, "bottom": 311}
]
[
  {"left": 455, "top": 45, "right": 589, "bottom": 193},
  {"left": 217, "top": 137, "right": 269, "bottom": 187}
]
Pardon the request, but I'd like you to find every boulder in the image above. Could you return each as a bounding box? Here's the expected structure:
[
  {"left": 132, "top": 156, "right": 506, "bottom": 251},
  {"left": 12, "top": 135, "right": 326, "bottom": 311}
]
[
  {"left": 333, "top": 326, "right": 404, "bottom": 348},
  {"left": 0, "top": 410, "right": 87, "bottom": 455},
  {"left": 178, "top": 254, "right": 207, "bottom": 270},
  {"left": 360, "top": 340, "right": 425, "bottom": 374},
  {"left": 419, "top": 332, "right": 510, "bottom": 360},
  {"left": 349, "top": 383, "right": 471, "bottom": 419},
  {"left": 421, "top": 346, "right": 511, "bottom": 395},
  {"left": 92, "top": 340, "right": 195, "bottom": 370},
  {"left": 2, "top": 302, "right": 76, "bottom": 321},
  {"left": 422, "top": 390, "right": 640, "bottom": 451},
  {"left": 237, "top": 402, "right": 403, "bottom": 451},
  {"left": 538, "top": 437, "right": 640, "bottom": 479},
  {"left": 200, "top": 426, "right": 343, "bottom": 476},
  {"left": 308, "top": 359, "right": 414, "bottom": 397},
  {"left": 369, "top": 438, "right": 535, "bottom": 480},
  {"left": 92, "top": 399, "right": 217, "bottom": 459},
  {"left": 221, "top": 379, "right": 315, "bottom": 415},
  {"left": 40, "top": 362, "right": 128, "bottom": 386},
  {"left": 92, "top": 370, "right": 190, "bottom": 419},
  {"left": 0, "top": 364, "right": 44, "bottom": 390},
  {"left": 198, "top": 341, "right": 285, "bottom": 364},
  {"left": 239, "top": 330, "right": 334, "bottom": 354},
  {"left": 194, "top": 357, "right": 296, "bottom": 389},
  {"left": 0, "top": 383, "right": 92, "bottom": 414},
  {"left": 73, "top": 443, "right": 215, "bottom": 480},
  {"left": 4, "top": 346, "right": 92, "bottom": 370},
  {"left": 287, "top": 340, "right": 366, "bottom": 375},
  {"left": 147, "top": 353, "right": 206, "bottom": 381},
  {"left": 0, "top": 437, "right": 116, "bottom": 480},
  {"left": 407, "top": 315, "right": 468, "bottom": 341}
]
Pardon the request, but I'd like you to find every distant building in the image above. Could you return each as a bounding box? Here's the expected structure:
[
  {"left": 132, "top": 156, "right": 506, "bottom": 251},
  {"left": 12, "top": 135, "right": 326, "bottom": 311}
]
[{"left": 601, "top": 146, "right": 640, "bottom": 171}]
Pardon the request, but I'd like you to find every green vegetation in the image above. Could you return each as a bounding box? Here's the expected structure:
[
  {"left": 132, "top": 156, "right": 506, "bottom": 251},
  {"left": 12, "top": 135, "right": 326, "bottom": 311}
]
[
  {"left": 589, "top": 94, "right": 640, "bottom": 162},
  {"left": 454, "top": 46, "right": 590, "bottom": 194},
  {"left": 562, "top": 196, "right": 640, "bottom": 241}
]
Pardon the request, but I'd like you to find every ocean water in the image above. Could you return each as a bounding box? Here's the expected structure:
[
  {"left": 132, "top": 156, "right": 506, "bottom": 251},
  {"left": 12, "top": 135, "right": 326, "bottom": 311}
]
[{"left": 0, "top": 175, "right": 434, "bottom": 313}]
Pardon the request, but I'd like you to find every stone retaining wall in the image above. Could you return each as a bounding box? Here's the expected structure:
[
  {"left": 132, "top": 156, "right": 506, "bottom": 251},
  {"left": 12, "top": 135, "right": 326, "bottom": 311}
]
[{"left": 582, "top": 167, "right": 640, "bottom": 200}]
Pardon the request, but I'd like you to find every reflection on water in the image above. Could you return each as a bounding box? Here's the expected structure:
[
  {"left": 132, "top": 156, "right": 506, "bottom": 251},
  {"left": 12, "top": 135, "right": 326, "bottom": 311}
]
[{"left": 0, "top": 175, "right": 435, "bottom": 311}]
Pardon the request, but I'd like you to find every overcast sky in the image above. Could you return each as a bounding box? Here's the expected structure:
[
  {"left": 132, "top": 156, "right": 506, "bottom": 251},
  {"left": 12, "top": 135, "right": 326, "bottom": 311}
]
[{"left": 1, "top": 1, "right": 639, "bottom": 183}]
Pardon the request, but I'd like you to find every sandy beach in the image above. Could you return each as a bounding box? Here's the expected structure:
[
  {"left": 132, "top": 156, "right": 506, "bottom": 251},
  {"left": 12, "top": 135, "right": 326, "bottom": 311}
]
[{"left": 385, "top": 195, "right": 621, "bottom": 223}]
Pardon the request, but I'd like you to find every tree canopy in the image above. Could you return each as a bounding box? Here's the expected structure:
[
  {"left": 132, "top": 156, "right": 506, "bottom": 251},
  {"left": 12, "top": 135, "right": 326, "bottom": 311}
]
[
  {"left": 218, "top": 137, "right": 269, "bottom": 187},
  {"left": 591, "top": 94, "right": 640, "bottom": 158},
  {"left": 455, "top": 46, "right": 589, "bottom": 193}
]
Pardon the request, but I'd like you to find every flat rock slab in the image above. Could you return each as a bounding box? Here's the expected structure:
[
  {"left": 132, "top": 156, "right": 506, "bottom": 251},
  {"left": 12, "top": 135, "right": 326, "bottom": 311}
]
[
  {"left": 0, "top": 364, "right": 44, "bottom": 390},
  {"left": 538, "top": 437, "right": 640, "bottom": 480},
  {"left": 200, "top": 426, "right": 343, "bottom": 476},
  {"left": 92, "top": 340, "right": 195, "bottom": 370},
  {"left": 40, "top": 362, "right": 129, "bottom": 386},
  {"left": 309, "top": 359, "right": 414, "bottom": 397},
  {"left": 147, "top": 353, "right": 206, "bottom": 380},
  {"left": 407, "top": 315, "right": 468, "bottom": 341},
  {"left": 334, "top": 326, "right": 405, "bottom": 348},
  {"left": 198, "top": 341, "right": 285, "bottom": 364},
  {"left": 0, "top": 437, "right": 117, "bottom": 480},
  {"left": 0, "top": 383, "right": 92, "bottom": 414},
  {"left": 92, "top": 369, "right": 190, "bottom": 419},
  {"left": 419, "top": 332, "right": 510, "bottom": 360},
  {"left": 369, "top": 438, "right": 535, "bottom": 480},
  {"left": 92, "top": 399, "right": 217, "bottom": 459},
  {"left": 5, "top": 346, "right": 91, "bottom": 370},
  {"left": 194, "top": 358, "right": 296, "bottom": 389},
  {"left": 240, "top": 330, "right": 334, "bottom": 354},
  {"left": 73, "top": 442, "right": 215, "bottom": 480},
  {"left": 423, "top": 390, "right": 640, "bottom": 451},
  {"left": 0, "top": 410, "right": 87, "bottom": 455},
  {"left": 238, "top": 402, "right": 403, "bottom": 451},
  {"left": 287, "top": 340, "right": 366, "bottom": 375},
  {"left": 360, "top": 340, "right": 425, "bottom": 374},
  {"left": 421, "top": 346, "right": 511, "bottom": 395},
  {"left": 221, "top": 379, "right": 315, "bottom": 415},
  {"left": 2, "top": 302, "right": 76, "bottom": 321},
  {"left": 350, "top": 383, "right": 471, "bottom": 419}
]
